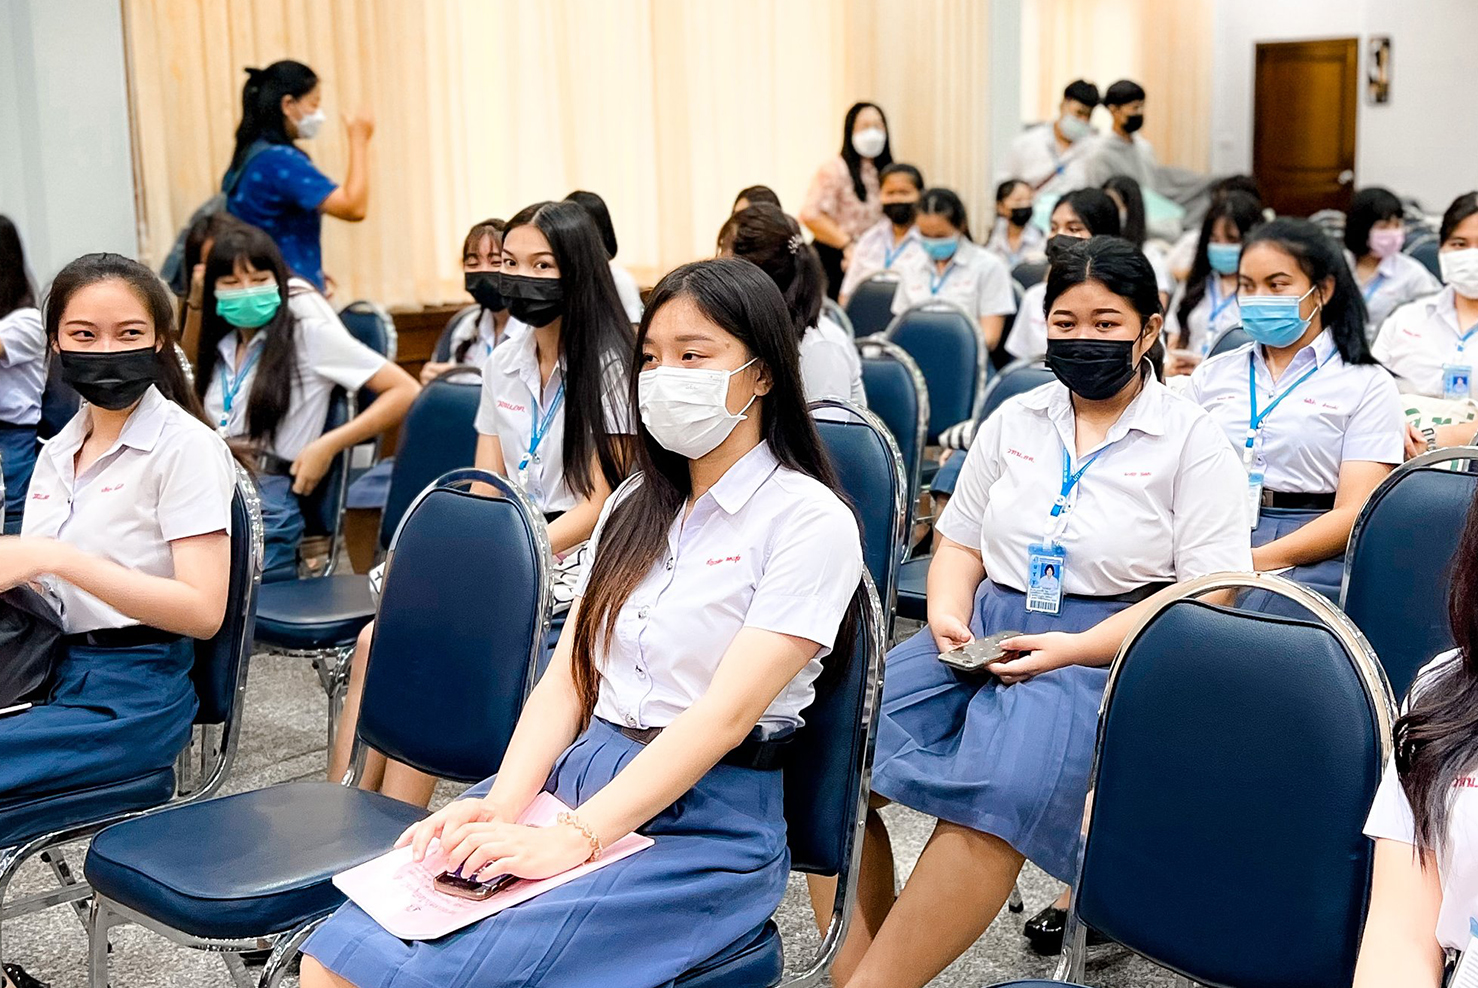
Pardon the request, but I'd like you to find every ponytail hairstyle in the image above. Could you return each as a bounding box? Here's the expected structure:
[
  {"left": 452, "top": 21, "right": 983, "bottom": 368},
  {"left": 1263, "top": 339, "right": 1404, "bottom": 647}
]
[
  {"left": 839, "top": 102, "right": 893, "bottom": 202},
  {"left": 1175, "top": 190, "right": 1264, "bottom": 346},
  {"left": 1103, "top": 174, "right": 1148, "bottom": 247},
  {"left": 228, "top": 60, "right": 319, "bottom": 174},
  {"left": 43, "top": 253, "right": 210, "bottom": 425},
  {"left": 1241, "top": 217, "right": 1375, "bottom": 365},
  {"left": 569, "top": 257, "right": 862, "bottom": 727},
  {"left": 194, "top": 224, "right": 303, "bottom": 443},
  {"left": 503, "top": 201, "right": 634, "bottom": 497},
  {"left": 0, "top": 215, "right": 37, "bottom": 319},
  {"left": 917, "top": 187, "right": 973, "bottom": 241},
  {"left": 454, "top": 218, "right": 507, "bottom": 365},
  {"left": 719, "top": 204, "right": 825, "bottom": 342}
]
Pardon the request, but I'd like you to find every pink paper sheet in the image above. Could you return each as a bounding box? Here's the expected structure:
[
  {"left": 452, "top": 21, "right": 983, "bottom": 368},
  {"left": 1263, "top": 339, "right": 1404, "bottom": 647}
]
[{"left": 332, "top": 792, "right": 654, "bottom": 941}]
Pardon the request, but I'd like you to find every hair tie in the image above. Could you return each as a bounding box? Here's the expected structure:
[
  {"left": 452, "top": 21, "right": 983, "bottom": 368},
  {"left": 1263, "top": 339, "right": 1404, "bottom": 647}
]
[{"left": 787, "top": 234, "right": 803, "bottom": 255}]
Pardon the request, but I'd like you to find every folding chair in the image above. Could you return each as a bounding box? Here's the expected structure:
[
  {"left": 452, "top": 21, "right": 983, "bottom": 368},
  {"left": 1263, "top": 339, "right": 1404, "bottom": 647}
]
[
  {"left": 884, "top": 299, "right": 989, "bottom": 447},
  {"left": 857, "top": 339, "right": 929, "bottom": 518},
  {"left": 821, "top": 297, "right": 855, "bottom": 337}
]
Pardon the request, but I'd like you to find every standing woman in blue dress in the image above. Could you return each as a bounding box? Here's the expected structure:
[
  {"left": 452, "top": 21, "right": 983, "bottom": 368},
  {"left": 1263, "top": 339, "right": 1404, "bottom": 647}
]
[
  {"left": 300, "top": 257, "right": 865, "bottom": 988},
  {"left": 225, "top": 60, "right": 374, "bottom": 294},
  {"left": 831, "top": 238, "right": 1250, "bottom": 988},
  {"left": 0, "top": 216, "right": 45, "bottom": 532}
]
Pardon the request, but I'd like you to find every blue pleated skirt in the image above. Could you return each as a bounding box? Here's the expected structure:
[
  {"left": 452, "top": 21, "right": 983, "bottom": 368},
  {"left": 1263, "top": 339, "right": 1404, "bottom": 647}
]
[
  {"left": 302, "top": 717, "right": 790, "bottom": 988},
  {"left": 0, "top": 423, "right": 38, "bottom": 535},
  {"left": 347, "top": 460, "right": 395, "bottom": 511},
  {"left": 255, "top": 473, "right": 306, "bottom": 583},
  {"left": 0, "top": 637, "right": 197, "bottom": 799},
  {"left": 1246, "top": 506, "right": 1344, "bottom": 614},
  {"left": 871, "top": 580, "right": 1131, "bottom": 882}
]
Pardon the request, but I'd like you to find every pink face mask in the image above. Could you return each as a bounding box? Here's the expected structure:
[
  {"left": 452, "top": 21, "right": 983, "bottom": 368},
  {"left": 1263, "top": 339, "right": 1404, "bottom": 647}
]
[{"left": 1368, "top": 226, "right": 1405, "bottom": 259}]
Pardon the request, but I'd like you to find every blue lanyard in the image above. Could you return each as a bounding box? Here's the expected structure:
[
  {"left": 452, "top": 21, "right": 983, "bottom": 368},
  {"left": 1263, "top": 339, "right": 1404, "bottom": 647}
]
[
  {"left": 1245, "top": 355, "right": 1321, "bottom": 456},
  {"left": 1362, "top": 272, "right": 1387, "bottom": 302},
  {"left": 1209, "top": 279, "right": 1238, "bottom": 323},
  {"left": 1456, "top": 324, "right": 1478, "bottom": 355},
  {"left": 883, "top": 236, "right": 913, "bottom": 268},
  {"left": 217, "top": 344, "right": 262, "bottom": 424},
  {"left": 518, "top": 381, "right": 565, "bottom": 471},
  {"left": 1051, "top": 444, "right": 1107, "bottom": 518},
  {"left": 929, "top": 262, "right": 958, "bottom": 296}
]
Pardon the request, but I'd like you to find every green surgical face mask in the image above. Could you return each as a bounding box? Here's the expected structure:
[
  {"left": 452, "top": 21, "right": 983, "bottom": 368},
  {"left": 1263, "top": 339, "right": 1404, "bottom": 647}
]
[{"left": 216, "top": 283, "right": 282, "bottom": 328}]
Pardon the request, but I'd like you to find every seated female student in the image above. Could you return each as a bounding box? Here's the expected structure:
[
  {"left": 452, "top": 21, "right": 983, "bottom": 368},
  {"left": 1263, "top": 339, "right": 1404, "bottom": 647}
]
[
  {"left": 1164, "top": 190, "right": 1264, "bottom": 375},
  {"left": 0, "top": 216, "right": 45, "bottom": 533},
  {"left": 732, "top": 184, "right": 781, "bottom": 214},
  {"left": 325, "top": 199, "right": 634, "bottom": 807},
  {"left": 1103, "top": 173, "right": 1174, "bottom": 309},
  {"left": 196, "top": 225, "right": 419, "bottom": 582},
  {"left": 1187, "top": 218, "right": 1404, "bottom": 603},
  {"left": 418, "top": 218, "right": 525, "bottom": 383},
  {"left": 1355, "top": 490, "right": 1478, "bottom": 988},
  {"left": 983, "top": 178, "right": 1045, "bottom": 272},
  {"left": 0, "top": 254, "right": 234, "bottom": 988},
  {"left": 299, "top": 256, "right": 864, "bottom": 988},
  {"left": 1347, "top": 186, "right": 1441, "bottom": 339},
  {"left": 176, "top": 211, "right": 245, "bottom": 363},
  {"left": 838, "top": 163, "right": 926, "bottom": 305},
  {"left": 891, "top": 187, "right": 1016, "bottom": 351},
  {"left": 566, "top": 190, "right": 644, "bottom": 324},
  {"left": 722, "top": 203, "right": 867, "bottom": 408},
  {"left": 1374, "top": 192, "right": 1478, "bottom": 453},
  {"left": 827, "top": 237, "right": 1250, "bottom": 988}
]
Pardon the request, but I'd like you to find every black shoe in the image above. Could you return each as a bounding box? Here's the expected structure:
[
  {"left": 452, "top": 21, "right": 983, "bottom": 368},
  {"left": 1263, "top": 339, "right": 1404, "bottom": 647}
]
[
  {"left": 1021, "top": 905, "right": 1109, "bottom": 956},
  {"left": 4, "top": 963, "right": 52, "bottom": 988}
]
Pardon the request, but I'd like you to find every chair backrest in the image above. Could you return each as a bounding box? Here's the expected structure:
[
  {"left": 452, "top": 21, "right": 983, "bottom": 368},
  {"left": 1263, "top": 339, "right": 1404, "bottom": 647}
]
[
  {"left": 357, "top": 470, "right": 551, "bottom": 783},
  {"left": 431, "top": 305, "right": 481, "bottom": 363},
  {"left": 1408, "top": 237, "right": 1442, "bottom": 280},
  {"left": 297, "top": 388, "right": 355, "bottom": 541},
  {"left": 337, "top": 299, "right": 398, "bottom": 413},
  {"left": 844, "top": 272, "right": 901, "bottom": 338},
  {"left": 1342, "top": 447, "right": 1478, "bottom": 700},
  {"left": 38, "top": 355, "right": 80, "bottom": 440},
  {"left": 1012, "top": 258, "right": 1048, "bottom": 289},
  {"left": 813, "top": 402, "right": 908, "bottom": 620},
  {"left": 1070, "top": 574, "right": 1394, "bottom": 988},
  {"left": 191, "top": 466, "right": 262, "bottom": 728},
  {"left": 857, "top": 339, "right": 928, "bottom": 510},
  {"left": 979, "top": 359, "right": 1054, "bottom": 421},
  {"left": 378, "top": 375, "right": 484, "bottom": 550},
  {"left": 822, "top": 297, "right": 855, "bottom": 337},
  {"left": 884, "top": 300, "right": 987, "bottom": 442},
  {"left": 1208, "top": 324, "right": 1252, "bottom": 358}
]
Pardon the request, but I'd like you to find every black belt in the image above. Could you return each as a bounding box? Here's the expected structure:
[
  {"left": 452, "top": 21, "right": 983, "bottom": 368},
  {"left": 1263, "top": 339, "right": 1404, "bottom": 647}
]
[
  {"left": 64, "top": 626, "right": 184, "bottom": 649},
  {"left": 606, "top": 719, "right": 793, "bottom": 771},
  {"left": 254, "top": 452, "right": 296, "bottom": 477},
  {"left": 996, "top": 580, "right": 1170, "bottom": 606},
  {"left": 1261, "top": 490, "right": 1336, "bottom": 510},
  {"left": 0, "top": 422, "right": 36, "bottom": 432}
]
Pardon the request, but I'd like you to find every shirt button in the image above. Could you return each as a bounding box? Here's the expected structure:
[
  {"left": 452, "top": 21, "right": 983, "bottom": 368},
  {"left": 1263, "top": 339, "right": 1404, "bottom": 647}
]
[
  {"left": 666, "top": 558, "right": 675, "bottom": 570},
  {"left": 625, "top": 713, "right": 637, "bottom": 727},
  {"left": 636, "top": 667, "right": 647, "bottom": 680},
  {"left": 637, "top": 607, "right": 649, "bottom": 619}
]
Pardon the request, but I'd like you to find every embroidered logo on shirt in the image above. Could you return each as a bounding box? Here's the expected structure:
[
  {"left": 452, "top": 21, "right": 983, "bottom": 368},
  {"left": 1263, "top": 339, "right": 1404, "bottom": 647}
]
[
  {"left": 101, "top": 484, "right": 126, "bottom": 493},
  {"left": 497, "top": 400, "right": 527, "bottom": 413},
  {"left": 1453, "top": 776, "right": 1478, "bottom": 790},
  {"left": 706, "top": 554, "right": 742, "bottom": 566},
  {"left": 1006, "top": 448, "right": 1035, "bottom": 462},
  {"left": 29, "top": 492, "right": 50, "bottom": 500}
]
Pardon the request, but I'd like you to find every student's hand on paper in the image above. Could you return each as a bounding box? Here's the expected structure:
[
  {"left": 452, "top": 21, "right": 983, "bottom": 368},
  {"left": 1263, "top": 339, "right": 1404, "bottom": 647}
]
[
  {"left": 444, "top": 820, "right": 595, "bottom": 883},
  {"left": 398, "top": 797, "right": 508, "bottom": 863}
]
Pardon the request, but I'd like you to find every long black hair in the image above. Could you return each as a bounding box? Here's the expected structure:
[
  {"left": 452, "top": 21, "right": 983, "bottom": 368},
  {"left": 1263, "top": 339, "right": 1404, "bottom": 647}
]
[
  {"left": 1103, "top": 175, "right": 1148, "bottom": 247},
  {"left": 176, "top": 211, "right": 245, "bottom": 329},
  {"left": 1440, "top": 192, "right": 1478, "bottom": 245},
  {"left": 504, "top": 200, "right": 634, "bottom": 497},
  {"left": 570, "top": 258, "right": 860, "bottom": 725},
  {"left": 1344, "top": 187, "right": 1404, "bottom": 258},
  {"left": 1242, "top": 218, "right": 1375, "bottom": 365},
  {"left": 228, "top": 60, "right": 318, "bottom": 175},
  {"left": 1395, "top": 484, "right": 1478, "bottom": 854},
  {"left": 0, "top": 215, "right": 36, "bottom": 319},
  {"left": 1045, "top": 236, "right": 1164, "bottom": 379},
  {"left": 917, "top": 188, "right": 972, "bottom": 241},
  {"left": 565, "top": 190, "right": 619, "bottom": 259},
  {"left": 720, "top": 204, "right": 825, "bottom": 342},
  {"left": 839, "top": 102, "right": 892, "bottom": 202},
  {"left": 193, "top": 224, "right": 302, "bottom": 443},
  {"left": 1175, "top": 190, "right": 1264, "bottom": 345}
]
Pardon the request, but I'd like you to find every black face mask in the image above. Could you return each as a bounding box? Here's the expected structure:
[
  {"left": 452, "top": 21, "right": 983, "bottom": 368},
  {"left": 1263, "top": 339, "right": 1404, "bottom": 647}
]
[
  {"left": 883, "top": 201, "right": 917, "bottom": 226},
  {"left": 465, "top": 271, "right": 506, "bottom": 312},
  {"left": 1123, "top": 113, "right": 1145, "bottom": 134},
  {"left": 59, "top": 347, "right": 161, "bottom": 411},
  {"left": 1045, "top": 338, "right": 1139, "bottom": 401},
  {"left": 500, "top": 273, "right": 565, "bottom": 328},
  {"left": 1008, "top": 206, "right": 1034, "bottom": 228}
]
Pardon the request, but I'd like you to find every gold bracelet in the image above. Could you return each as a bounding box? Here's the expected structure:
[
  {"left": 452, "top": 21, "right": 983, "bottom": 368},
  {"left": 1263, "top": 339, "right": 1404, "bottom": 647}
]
[{"left": 556, "top": 811, "right": 603, "bottom": 862}]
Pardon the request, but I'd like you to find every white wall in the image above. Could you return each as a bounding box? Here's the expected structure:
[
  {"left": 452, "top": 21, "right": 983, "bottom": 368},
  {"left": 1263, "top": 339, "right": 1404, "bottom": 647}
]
[
  {"left": 0, "top": 0, "right": 137, "bottom": 290},
  {"left": 1211, "top": 0, "right": 1478, "bottom": 213}
]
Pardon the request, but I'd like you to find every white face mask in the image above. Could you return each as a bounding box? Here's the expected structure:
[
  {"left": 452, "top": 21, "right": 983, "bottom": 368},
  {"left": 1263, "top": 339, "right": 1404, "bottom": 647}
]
[
  {"left": 638, "top": 358, "right": 758, "bottom": 460},
  {"left": 851, "top": 126, "right": 887, "bottom": 159},
  {"left": 1059, "top": 115, "right": 1092, "bottom": 142},
  {"left": 1440, "top": 247, "right": 1478, "bottom": 300},
  {"left": 293, "top": 107, "right": 326, "bottom": 140}
]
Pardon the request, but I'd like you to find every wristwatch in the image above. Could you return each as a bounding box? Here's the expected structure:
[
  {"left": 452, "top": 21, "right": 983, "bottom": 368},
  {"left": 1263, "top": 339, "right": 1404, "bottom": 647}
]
[{"left": 1421, "top": 425, "right": 1438, "bottom": 451}]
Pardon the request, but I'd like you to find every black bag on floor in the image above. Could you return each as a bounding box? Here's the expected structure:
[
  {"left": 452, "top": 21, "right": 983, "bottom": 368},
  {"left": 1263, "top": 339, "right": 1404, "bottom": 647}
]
[{"left": 0, "top": 585, "right": 64, "bottom": 708}]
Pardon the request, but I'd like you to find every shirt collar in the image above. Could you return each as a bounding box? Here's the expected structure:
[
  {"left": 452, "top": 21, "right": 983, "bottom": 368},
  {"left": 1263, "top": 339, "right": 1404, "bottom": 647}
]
[
  {"left": 1251, "top": 328, "right": 1339, "bottom": 381},
  {"left": 1428, "top": 287, "right": 1463, "bottom": 334},
  {"left": 511, "top": 328, "right": 564, "bottom": 397},
  {"left": 215, "top": 329, "right": 267, "bottom": 368},
  {"left": 46, "top": 385, "right": 170, "bottom": 470},
  {"left": 1376, "top": 252, "right": 1402, "bottom": 278},
  {"left": 705, "top": 441, "right": 780, "bottom": 515},
  {"left": 1022, "top": 369, "right": 1169, "bottom": 451}
]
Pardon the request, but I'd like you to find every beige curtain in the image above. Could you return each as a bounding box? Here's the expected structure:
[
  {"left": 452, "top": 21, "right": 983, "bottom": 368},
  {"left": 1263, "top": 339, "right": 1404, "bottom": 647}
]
[
  {"left": 123, "top": 0, "right": 993, "bottom": 309},
  {"left": 1020, "top": 0, "right": 1211, "bottom": 172}
]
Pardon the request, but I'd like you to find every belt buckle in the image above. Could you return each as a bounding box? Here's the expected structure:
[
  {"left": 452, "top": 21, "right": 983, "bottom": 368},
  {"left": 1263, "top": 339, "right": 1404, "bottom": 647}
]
[{"left": 1259, "top": 489, "right": 1276, "bottom": 508}]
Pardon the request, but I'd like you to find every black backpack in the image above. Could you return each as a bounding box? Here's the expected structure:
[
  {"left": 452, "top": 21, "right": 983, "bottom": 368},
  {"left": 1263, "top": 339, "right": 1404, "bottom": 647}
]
[{"left": 0, "top": 585, "right": 65, "bottom": 708}]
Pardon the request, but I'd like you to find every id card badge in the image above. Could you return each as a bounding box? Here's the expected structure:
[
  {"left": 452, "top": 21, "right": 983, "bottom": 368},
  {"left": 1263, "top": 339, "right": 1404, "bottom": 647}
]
[
  {"left": 1026, "top": 542, "right": 1067, "bottom": 615},
  {"left": 1246, "top": 469, "right": 1265, "bottom": 529},
  {"left": 1449, "top": 920, "right": 1478, "bottom": 987},
  {"left": 1444, "top": 362, "right": 1473, "bottom": 401}
]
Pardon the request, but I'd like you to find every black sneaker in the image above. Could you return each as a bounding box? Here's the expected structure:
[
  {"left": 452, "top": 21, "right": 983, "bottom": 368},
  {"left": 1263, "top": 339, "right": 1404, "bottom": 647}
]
[
  {"left": 3, "top": 963, "right": 51, "bottom": 988},
  {"left": 1021, "top": 905, "right": 1110, "bottom": 956}
]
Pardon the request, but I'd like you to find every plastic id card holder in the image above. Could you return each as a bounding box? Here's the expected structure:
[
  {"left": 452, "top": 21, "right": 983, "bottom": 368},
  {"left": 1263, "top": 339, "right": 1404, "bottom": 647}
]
[
  {"left": 1448, "top": 918, "right": 1478, "bottom": 987},
  {"left": 1246, "top": 469, "right": 1265, "bottom": 529},
  {"left": 1026, "top": 542, "right": 1067, "bottom": 615},
  {"left": 1444, "top": 363, "right": 1473, "bottom": 401}
]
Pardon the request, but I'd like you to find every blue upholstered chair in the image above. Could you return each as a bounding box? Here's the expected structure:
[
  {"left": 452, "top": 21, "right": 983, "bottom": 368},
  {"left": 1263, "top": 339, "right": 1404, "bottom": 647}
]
[
  {"left": 884, "top": 299, "right": 988, "bottom": 446},
  {"left": 857, "top": 338, "right": 929, "bottom": 519},
  {"left": 844, "top": 272, "right": 901, "bottom": 338},
  {"left": 1208, "top": 324, "right": 1253, "bottom": 358},
  {"left": 822, "top": 296, "right": 855, "bottom": 337}
]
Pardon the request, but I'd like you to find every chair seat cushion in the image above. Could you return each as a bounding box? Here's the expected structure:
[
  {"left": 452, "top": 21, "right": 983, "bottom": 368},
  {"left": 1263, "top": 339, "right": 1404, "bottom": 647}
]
[
  {"left": 254, "top": 575, "right": 376, "bottom": 650},
  {"left": 0, "top": 768, "right": 175, "bottom": 848},
  {"left": 897, "top": 555, "right": 930, "bottom": 622},
  {"left": 675, "top": 921, "right": 782, "bottom": 988},
  {"left": 84, "top": 782, "right": 427, "bottom": 940}
]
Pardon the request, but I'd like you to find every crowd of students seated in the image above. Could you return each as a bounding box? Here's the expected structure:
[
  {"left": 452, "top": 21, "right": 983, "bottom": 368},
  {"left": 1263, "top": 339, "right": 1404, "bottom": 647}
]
[{"left": 3, "top": 57, "right": 1478, "bottom": 988}]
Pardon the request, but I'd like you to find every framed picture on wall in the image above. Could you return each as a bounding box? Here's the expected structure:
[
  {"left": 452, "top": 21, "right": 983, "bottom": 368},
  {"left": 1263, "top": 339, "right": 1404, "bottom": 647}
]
[{"left": 1368, "top": 36, "right": 1391, "bottom": 104}]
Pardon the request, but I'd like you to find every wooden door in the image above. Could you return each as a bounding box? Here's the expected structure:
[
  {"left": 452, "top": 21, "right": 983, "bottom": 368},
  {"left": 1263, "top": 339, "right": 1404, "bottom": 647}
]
[{"left": 1253, "top": 38, "right": 1359, "bottom": 216}]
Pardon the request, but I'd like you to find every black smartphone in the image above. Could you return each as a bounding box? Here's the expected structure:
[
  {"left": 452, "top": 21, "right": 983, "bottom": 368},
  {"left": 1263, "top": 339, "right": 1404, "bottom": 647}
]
[{"left": 433, "top": 869, "right": 519, "bottom": 901}]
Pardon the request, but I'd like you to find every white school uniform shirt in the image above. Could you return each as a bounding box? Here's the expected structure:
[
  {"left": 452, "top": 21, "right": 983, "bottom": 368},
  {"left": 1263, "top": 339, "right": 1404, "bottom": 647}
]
[
  {"left": 1187, "top": 332, "right": 1405, "bottom": 494},
  {"left": 938, "top": 375, "right": 1251, "bottom": 596},
  {"left": 1352, "top": 251, "right": 1441, "bottom": 337},
  {"left": 445, "top": 308, "right": 527, "bottom": 371},
  {"left": 799, "top": 314, "right": 867, "bottom": 408},
  {"left": 1373, "top": 287, "right": 1478, "bottom": 399},
  {"left": 1143, "top": 242, "right": 1175, "bottom": 297},
  {"left": 610, "top": 262, "right": 645, "bottom": 323},
  {"left": 576, "top": 441, "right": 863, "bottom": 732},
  {"left": 839, "top": 218, "right": 923, "bottom": 301},
  {"left": 473, "top": 330, "right": 632, "bottom": 513},
  {"left": 984, "top": 217, "right": 1046, "bottom": 271},
  {"left": 1004, "top": 282, "right": 1048, "bottom": 361},
  {"left": 204, "top": 291, "right": 387, "bottom": 463},
  {"left": 0, "top": 306, "right": 45, "bottom": 426},
  {"left": 1166, "top": 276, "right": 1242, "bottom": 359},
  {"left": 891, "top": 238, "right": 1017, "bottom": 323},
  {"left": 23, "top": 386, "right": 235, "bottom": 634},
  {"left": 1365, "top": 651, "right": 1476, "bottom": 953},
  {"left": 1001, "top": 122, "right": 1085, "bottom": 190}
]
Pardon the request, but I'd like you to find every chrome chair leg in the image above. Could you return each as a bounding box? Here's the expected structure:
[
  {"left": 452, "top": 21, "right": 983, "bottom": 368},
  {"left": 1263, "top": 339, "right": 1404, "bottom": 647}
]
[
  {"left": 1007, "top": 883, "right": 1024, "bottom": 913},
  {"left": 38, "top": 849, "right": 90, "bottom": 929},
  {"left": 87, "top": 897, "right": 115, "bottom": 988},
  {"left": 222, "top": 951, "right": 255, "bottom": 988},
  {"left": 1054, "top": 910, "right": 1088, "bottom": 982},
  {"left": 258, "top": 915, "right": 329, "bottom": 988}
]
